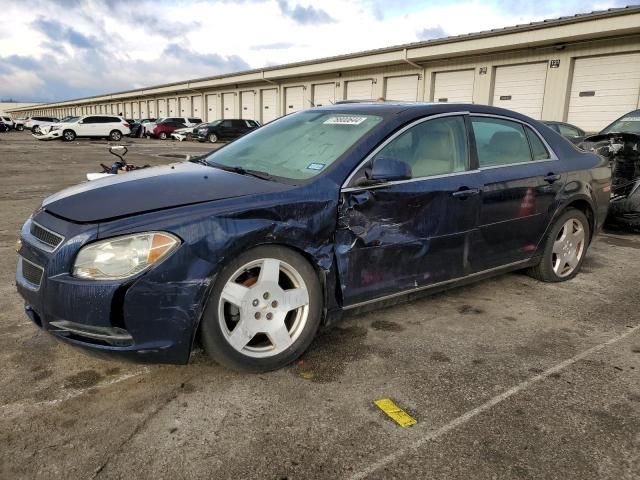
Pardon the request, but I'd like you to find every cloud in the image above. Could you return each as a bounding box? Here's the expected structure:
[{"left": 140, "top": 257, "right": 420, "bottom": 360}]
[
  {"left": 31, "top": 17, "right": 97, "bottom": 49},
  {"left": 163, "top": 44, "right": 250, "bottom": 70},
  {"left": 417, "top": 25, "right": 448, "bottom": 41},
  {"left": 277, "top": 0, "right": 336, "bottom": 25},
  {"left": 251, "top": 42, "right": 297, "bottom": 50},
  {"left": 129, "top": 12, "right": 200, "bottom": 38}
]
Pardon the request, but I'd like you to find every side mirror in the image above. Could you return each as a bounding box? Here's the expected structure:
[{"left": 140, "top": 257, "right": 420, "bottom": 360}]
[{"left": 369, "top": 157, "right": 412, "bottom": 182}]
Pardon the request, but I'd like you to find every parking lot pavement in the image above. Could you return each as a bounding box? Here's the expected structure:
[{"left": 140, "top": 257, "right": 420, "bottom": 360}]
[{"left": 0, "top": 131, "right": 639, "bottom": 480}]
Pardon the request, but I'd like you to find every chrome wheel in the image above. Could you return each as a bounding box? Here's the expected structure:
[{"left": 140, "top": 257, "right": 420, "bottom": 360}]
[
  {"left": 208, "top": 133, "right": 217, "bottom": 143},
  {"left": 552, "top": 218, "right": 585, "bottom": 278},
  {"left": 218, "top": 258, "right": 310, "bottom": 358}
]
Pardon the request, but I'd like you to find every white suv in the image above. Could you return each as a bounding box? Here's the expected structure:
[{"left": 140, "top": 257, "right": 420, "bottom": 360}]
[
  {"left": 24, "top": 116, "right": 59, "bottom": 133},
  {"left": 0, "top": 116, "right": 14, "bottom": 129},
  {"left": 44, "top": 115, "right": 131, "bottom": 141}
]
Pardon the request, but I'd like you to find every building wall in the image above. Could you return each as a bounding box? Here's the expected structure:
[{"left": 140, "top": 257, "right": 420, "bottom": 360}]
[{"left": 0, "top": 102, "right": 39, "bottom": 116}]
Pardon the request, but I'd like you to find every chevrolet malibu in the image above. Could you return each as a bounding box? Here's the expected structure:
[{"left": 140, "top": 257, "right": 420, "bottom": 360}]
[{"left": 16, "top": 103, "right": 611, "bottom": 372}]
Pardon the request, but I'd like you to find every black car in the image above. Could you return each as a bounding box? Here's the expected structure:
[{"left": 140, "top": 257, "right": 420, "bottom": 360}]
[
  {"left": 579, "top": 109, "right": 640, "bottom": 230},
  {"left": 542, "top": 121, "right": 586, "bottom": 145},
  {"left": 196, "top": 119, "right": 260, "bottom": 143},
  {"left": 16, "top": 103, "right": 610, "bottom": 372}
]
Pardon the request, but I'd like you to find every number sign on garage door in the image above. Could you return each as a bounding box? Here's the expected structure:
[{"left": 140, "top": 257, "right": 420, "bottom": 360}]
[
  {"left": 261, "top": 89, "right": 278, "bottom": 123},
  {"left": 241, "top": 91, "right": 256, "bottom": 120},
  {"left": 385, "top": 75, "right": 419, "bottom": 101},
  {"left": 493, "top": 63, "right": 548, "bottom": 119},
  {"left": 346, "top": 79, "right": 373, "bottom": 100},
  {"left": 568, "top": 53, "right": 640, "bottom": 133},
  {"left": 313, "top": 83, "right": 335, "bottom": 107},
  {"left": 223, "top": 93, "right": 236, "bottom": 118},
  {"left": 206, "top": 94, "right": 218, "bottom": 122},
  {"left": 433, "top": 70, "right": 475, "bottom": 103},
  {"left": 285, "top": 86, "right": 305, "bottom": 114}
]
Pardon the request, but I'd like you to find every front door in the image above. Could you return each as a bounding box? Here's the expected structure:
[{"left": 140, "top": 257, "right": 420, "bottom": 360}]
[
  {"left": 469, "top": 115, "right": 566, "bottom": 271},
  {"left": 336, "top": 114, "right": 481, "bottom": 307}
]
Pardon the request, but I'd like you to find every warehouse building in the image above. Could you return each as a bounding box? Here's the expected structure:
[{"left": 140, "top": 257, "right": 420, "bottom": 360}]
[{"left": 7, "top": 6, "right": 640, "bottom": 132}]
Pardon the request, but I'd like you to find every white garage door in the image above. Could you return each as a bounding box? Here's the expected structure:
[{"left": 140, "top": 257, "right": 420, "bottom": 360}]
[
  {"left": 493, "top": 63, "right": 548, "bottom": 119},
  {"left": 148, "top": 100, "right": 156, "bottom": 118},
  {"left": 433, "top": 70, "right": 475, "bottom": 103},
  {"left": 261, "top": 89, "right": 278, "bottom": 123},
  {"left": 241, "top": 91, "right": 256, "bottom": 120},
  {"left": 385, "top": 75, "right": 419, "bottom": 101},
  {"left": 285, "top": 86, "right": 304, "bottom": 114},
  {"left": 192, "top": 95, "right": 202, "bottom": 119},
  {"left": 132, "top": 102, "right": 139, "bottom": 118},
  {"left": 168, "top": 98, "right": 177, "bottom": 116},
  {"left": 157, "top": 99, "right": 166, "bottom": 117},
  {"left": 223, "top": 93, "right": 236, "bottom": 118},
  {"left": 567, "top": 53, "right": 640, "bottom": 132},
  {"left": 206, "top": 94, "right": 218, "bottom": 122},
  {"left": 313, "top": 83, "right": 335, "bottom": 106},
  {"left": 140, "top": 101, "right": 147, "bottom": 118},
  {"left": 179, "top": 96, "right": 191, "bottom": 117},
  {"left": 346, "top": 79, "right": 373, "bottom": 100}
]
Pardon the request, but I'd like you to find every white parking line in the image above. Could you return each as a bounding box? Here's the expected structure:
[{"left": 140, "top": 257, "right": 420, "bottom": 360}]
[{"left": 348, "top": 324, "right": 640, "bottom": 480}]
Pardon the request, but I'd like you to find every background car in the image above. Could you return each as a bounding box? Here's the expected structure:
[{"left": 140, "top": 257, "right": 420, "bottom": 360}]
[
  {"left": 196, "top": 119, "right": 260, "bottom": 143},
  {"left": 149, "top": 119, "right": 187, "bottom": 139},
  {"left": 42, "top": 115, "right": 130, "bottom": 141},
  {"left": 24, "top": 116, "right": 60, "bottom": 134},
  {"left": 144, "top": 116, "right": 201, "bottom": 133},
  {"left": 170, "top": 122, "right": 208, "bottom": 140},
  {"left": 1, "top": 116, "right": 15, "bottom": 130},
  {"left": 542, "top": 121, "right": 586, "bottom": 144},
  {"left": 0, "top": 122, "right": 9, "bottom": 133}
]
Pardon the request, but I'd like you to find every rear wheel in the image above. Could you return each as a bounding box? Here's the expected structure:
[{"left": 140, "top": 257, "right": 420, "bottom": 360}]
[
  {"left": 200, "top": 246, "right": 322, "bottom": 372},
  {"left": 109, "top": 130, "right": 122, "bottom": 141},
  {"left": 208, "top": 133, "right": 218, "bottom": 143},
  {"left": 32, "top": 125, "right": 40, "bottom": 134},
  {"left": 158, "top": 132, "right": 167, "bottom": 140},
  {"left": 62, "top": 129, "right": 76, "bottom": 142},
  {"left": 527, "top": 208, "right": 590, "bottom": 282},
  {"left": 16, "top": 124, "right": 24, "bottom": 131}
]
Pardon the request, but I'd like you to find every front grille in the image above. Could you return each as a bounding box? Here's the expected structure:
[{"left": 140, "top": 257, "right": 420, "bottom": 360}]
[
  {"left": 21, "top": 258, "right": 44, "bottom": 287},
  {"left": 30, "top": 222, "right": 63, "bottom": 250}
]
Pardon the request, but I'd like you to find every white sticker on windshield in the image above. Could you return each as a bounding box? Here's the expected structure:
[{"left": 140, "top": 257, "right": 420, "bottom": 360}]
[
  {"left": 621, "top": 116, "right": 640, "bottom": 122},
  {"left": 323, "top": 116, "right": 368, "bottom": 125},
  {"left": 307, "top": 163, "right": 326, "bottom": 171}
]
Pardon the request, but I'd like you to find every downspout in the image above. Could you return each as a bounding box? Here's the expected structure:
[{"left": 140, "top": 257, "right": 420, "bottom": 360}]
[{"left": 402, "top": 48, "right": 422, "bottom": 70}]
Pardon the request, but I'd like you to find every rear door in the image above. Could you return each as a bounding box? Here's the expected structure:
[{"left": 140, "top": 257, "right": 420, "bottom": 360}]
[
  {"left": 470, "top": 115, "right": 566, "bottom": 271},
  {"left": 77, "top": 116, "right": 98, "bottom": 136},
  {"left": 217, "top": 120, "right": 234, "bottom": 139},
  {"left": 336, "top": 114, "right": 482, "bottom": 306}
]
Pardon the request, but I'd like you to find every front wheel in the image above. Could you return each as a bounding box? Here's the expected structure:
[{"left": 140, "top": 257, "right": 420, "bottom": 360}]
[
  {"left": 158, "top": 132, "right": 167, "bottom": 140},
  {"left": 208, "top": 133, "right": 218, "bottom": 143},
  {"left": 527, "top": 208, "right": 590, "bottom": 282},
  {"left": 62, "top": 129, "right": 76, "bottom": 142},
  {"left": 16, "top": 124, "right": 24, "bottom": 131},
  {"left": 109, "top": 130, "right": 122, "bottom": 141},
  {"left": 32, "top": 125, "right": 40, "bottom": 134},
  {"left": 200, "top": 246, "right": 322, "bottom": 372}
]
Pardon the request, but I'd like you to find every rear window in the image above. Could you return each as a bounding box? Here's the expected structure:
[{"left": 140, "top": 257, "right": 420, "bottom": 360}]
[{"left": 188, "top": 118, "right": 202, "bottom": 123}]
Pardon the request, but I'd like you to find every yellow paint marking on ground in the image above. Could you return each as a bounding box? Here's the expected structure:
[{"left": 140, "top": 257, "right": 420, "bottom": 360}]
[{"left": 374, "top": 398, "right": 417, "bottom": 427}]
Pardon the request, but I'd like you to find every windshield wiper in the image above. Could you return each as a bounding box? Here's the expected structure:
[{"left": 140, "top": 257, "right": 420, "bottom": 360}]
[{"left": 209, "top": 162, "right": 275, "bottom": 181}]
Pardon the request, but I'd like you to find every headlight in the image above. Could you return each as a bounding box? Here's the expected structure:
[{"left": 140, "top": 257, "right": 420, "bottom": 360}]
[
  {"left": 73, "top": 232, "right": 180, "bottom": 280},
  {"left": 50, "top": 126, "right": 60, "bottom": 131}
]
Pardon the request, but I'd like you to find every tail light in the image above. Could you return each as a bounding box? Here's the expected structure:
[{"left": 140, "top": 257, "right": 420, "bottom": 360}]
[{"left": 123, "top": 123, "right": 130, "bottom": 128}]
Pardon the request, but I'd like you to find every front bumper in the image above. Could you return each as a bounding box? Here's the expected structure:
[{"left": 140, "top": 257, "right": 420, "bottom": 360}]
[
  {"left": 16, "top": 212, "right": 209, "bottom": 364},
  {"left": 32, "top": 129, "right": 61, "bottom": 140}
]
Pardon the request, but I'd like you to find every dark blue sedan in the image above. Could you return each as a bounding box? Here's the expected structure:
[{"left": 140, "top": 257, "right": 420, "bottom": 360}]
[{"left": 16, "top": 103, "right": 611, "bottom": 372}]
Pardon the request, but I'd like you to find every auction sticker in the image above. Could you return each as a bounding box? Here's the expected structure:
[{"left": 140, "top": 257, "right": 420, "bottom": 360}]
[
  {"left": 621, "top": 116, "right": 640, "bottom": 122},
  {"left": 307, "top": 163, "right": 326, "bottom": 171},
  {"left": 323, "top": 116, "right": 368, "bottom": 125}
]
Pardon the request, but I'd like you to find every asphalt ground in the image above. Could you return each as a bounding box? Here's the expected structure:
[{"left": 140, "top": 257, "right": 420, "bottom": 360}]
[{"left": 0, "top": 130, "right": 638, "bottom": 479}]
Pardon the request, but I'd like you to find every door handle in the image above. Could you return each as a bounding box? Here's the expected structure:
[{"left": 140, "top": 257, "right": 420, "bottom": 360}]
[
  {"left": 544, "top": 173, "right": 561, "bottom": 184},
  {"left": 451, "top": 187, "right": 480, "bottom": 199}
]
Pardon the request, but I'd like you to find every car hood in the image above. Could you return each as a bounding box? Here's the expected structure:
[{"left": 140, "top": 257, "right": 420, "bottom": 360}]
[{"left": 42, "top": 161, "right": 291, "bottom": 222}]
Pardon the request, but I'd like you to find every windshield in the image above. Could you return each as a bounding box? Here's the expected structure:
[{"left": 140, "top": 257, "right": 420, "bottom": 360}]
[
  {"left": 601, "top": 113, "right": 640, "bottom": 134},
  {"left": 204, "top": 111, "right": 383, "bottom": 181},
  {"left": 205, "top": 120, "right": 221, "bottom": 127}
]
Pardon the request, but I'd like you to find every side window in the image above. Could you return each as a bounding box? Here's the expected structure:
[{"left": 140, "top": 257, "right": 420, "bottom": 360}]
[
  {"left": 220, "top": 120, "right": 233, "bottom": 128},
  {"left": 83, "top": 116, "right": 98, "bottom": 124},
  {"left": 188, "top": 118, "right": 201, "bottom": 123},
  {"left": 471, "top": 117, "right": 531, "bottom": 167},
  {"left": 558, "top": 124, "right": 580, "bottom": 137},
  {"left": 372, "top": 116, "right": 468, "bottom": 178},
  {"left": 525, "top": 126, "right": 550, "bottom": 160}
]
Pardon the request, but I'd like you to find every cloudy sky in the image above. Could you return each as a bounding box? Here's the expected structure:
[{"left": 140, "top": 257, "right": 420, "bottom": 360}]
[{"left": 0, "top": 0, "right": 630, "bottom": 103}]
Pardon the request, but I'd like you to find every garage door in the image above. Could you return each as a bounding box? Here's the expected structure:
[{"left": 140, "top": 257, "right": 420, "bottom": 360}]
[
  {"left": 132, "top": 102, "right": 139, "bottom": 118},
  {"left": 140, "top": 101, "right": 147, "bottom": 118},
  {"left": 285, "top": 86, "right": 304, "bottom": 114},
  {"left": 168, "top": 98, "right": 177, "bottom": 116},
  {"left": 148, "top": 100, "right": 156, "bottom": 118},
  {"left": 241, "top": 91, "right": 256, "bottom": 120},
  {"left": 385, "top": 75, "right": 419, "bottom": 101},
  {"left": 261, "top": 89, "right": 278, "bottom": 123},
  {"left": 313, "top": 83, "right": 335, "bottom": 107},
  {"left": 157, "top": 99, "right": 166, "bottom": 117},
  {"left": 433, "top": 69, "right": 475, "bottom": 103},
  {"left": 223, "top": 93, "right": 236, "bottom": 118},
  {"left": 192, "top": 95, "right": 202, "bottom": 119},
  {"left": 346, "top": 79, "right": 373, "bottom": 100},
  {"left": 179, "top": 96, "right": 191, "bottom": 117},
  {"left": 567, "top": 53, "right": 640, "bottom": 132},
  {"left": 206, "top": 94, "right": 218, "bottom": 122},
  {"left": 493, "top": 63, "right": 548, "bottom": 119}
]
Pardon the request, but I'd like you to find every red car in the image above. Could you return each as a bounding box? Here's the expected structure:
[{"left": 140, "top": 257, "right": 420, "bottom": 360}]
[{"left": 150, "top": 120, "right": 186, "bottom": 139}]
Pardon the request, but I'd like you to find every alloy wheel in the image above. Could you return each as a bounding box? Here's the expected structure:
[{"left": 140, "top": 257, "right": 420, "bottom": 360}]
[
  {"left": 552, "top": 218, "right": 585, "bottom": 278},
  {"left": 217, "top": 258, "right": 310, "bottom": 358}
]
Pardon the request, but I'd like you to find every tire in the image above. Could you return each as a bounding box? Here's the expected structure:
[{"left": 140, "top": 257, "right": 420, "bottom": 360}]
[
  {"left": 62, "top": 129, "right": 76, "bottom": 142},
  {"left": 158, "top": 132, "right": 167, "bottom": 140},
  {"left": 208, "top": 133, "right": 218, "bottom": 143},
  {"left": 109, "top": 130, "right": 122, "bottom": 141},
  {"left": 527, "top": 208, "right": 590, "bottom": 282},
  {"left": 200, "top": 245, "right": 322, "bottom": 372},
  {"left": 16, "top": 124, "right": 24, "bottom": 131},
  {"left": 32, "top": 125, "right": 40, "bottom": 134}
]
